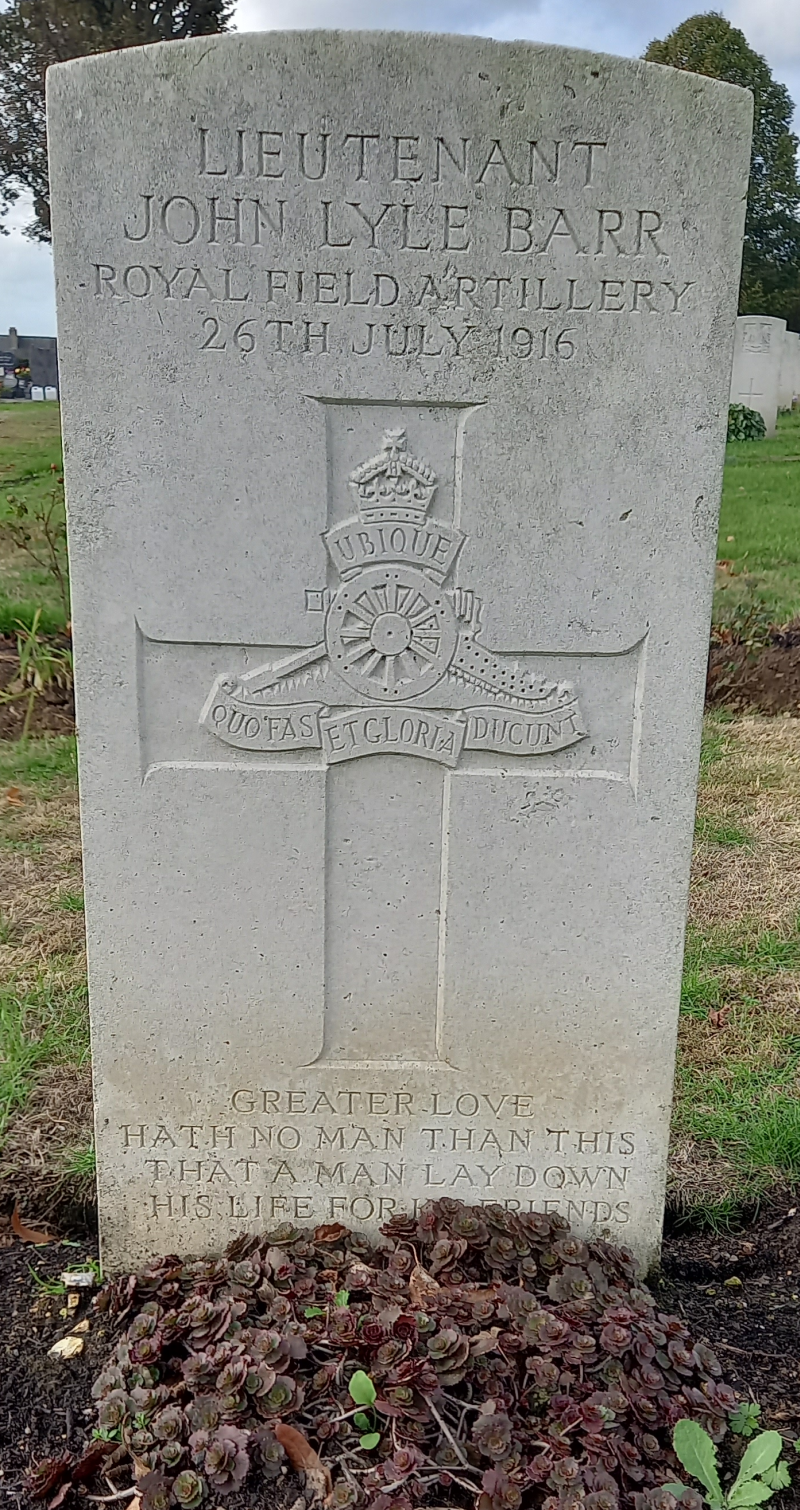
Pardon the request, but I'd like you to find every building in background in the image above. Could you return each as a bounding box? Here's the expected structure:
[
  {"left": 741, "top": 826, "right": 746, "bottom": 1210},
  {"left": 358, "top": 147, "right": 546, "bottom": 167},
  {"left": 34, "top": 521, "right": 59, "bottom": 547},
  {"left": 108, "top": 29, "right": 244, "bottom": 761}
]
[{"left": 0, "top": 327, "right": 58, "bottom": 396}]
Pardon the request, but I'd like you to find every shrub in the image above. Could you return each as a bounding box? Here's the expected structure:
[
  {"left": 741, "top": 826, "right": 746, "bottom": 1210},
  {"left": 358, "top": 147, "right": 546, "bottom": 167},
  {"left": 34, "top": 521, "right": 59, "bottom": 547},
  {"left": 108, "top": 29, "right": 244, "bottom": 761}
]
[
  {"left": 727, "top": 404, "right": 766, "bottom": 441},
  {"left": 88, "top": 1202, "right": 740, "bottom": 1509}
]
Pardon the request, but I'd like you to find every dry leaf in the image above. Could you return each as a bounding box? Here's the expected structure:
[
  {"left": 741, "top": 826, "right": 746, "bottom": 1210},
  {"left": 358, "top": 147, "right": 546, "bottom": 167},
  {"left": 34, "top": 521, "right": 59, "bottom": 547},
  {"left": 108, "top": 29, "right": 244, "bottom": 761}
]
[
  {"left": 274, "top": 1422, "right": 332, "bottom": 1503},
  {"left": 48, "top": 1334, "right": 84, "bottom": 1359},
  {"left": 132, "top": 1456, "right": 152, "bottom": 1482},
  {"left": 313, "top": 1222, "right": 348, "bottom": 1243},
  {"left": 70, "top": 1317, "right": 90, "bottom": 1334},
  {"left": 46, "top": 1483, "right": 72, "bottom": 1509},
  {"left": 5, "top": 785, "right": 24, "bottom": 807},
  {"left": 11, "top": 1203, "right": 53, "bottom": 1244},
  {"left": 66, "top": 1292, "right": 80, "bottom": 1312},
  {"left": 469, "top": 1326, "right": 501, "bottom": 1356},
  {"left": 409, "top": 1262, "right": 440, "bottom": 1308}
]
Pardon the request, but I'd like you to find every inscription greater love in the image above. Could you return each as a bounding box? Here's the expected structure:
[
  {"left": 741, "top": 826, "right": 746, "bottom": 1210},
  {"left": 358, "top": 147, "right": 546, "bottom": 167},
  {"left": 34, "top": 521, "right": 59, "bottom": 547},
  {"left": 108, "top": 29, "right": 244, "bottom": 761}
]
[{"left": 117, "top": 1093, "right": 638, "bottom": 1231}]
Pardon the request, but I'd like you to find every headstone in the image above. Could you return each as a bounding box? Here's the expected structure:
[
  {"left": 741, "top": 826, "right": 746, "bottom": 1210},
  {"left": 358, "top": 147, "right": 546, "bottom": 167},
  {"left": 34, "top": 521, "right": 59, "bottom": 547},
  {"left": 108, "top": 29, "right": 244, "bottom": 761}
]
[
  {"left": 45, "top": 385, "right": 58, "bottom": 401},
  {"left": 730, "top": 315, "right": 786, "bottom": 435},
  {"left": 48, "top": 34, "right": 752, "bottom": 1270},
  {"left": 779, "top": 331, "right": 800, "bottom": 411},
  {"left": 30, "top": 385, "right": 44, "bottom": 401}
]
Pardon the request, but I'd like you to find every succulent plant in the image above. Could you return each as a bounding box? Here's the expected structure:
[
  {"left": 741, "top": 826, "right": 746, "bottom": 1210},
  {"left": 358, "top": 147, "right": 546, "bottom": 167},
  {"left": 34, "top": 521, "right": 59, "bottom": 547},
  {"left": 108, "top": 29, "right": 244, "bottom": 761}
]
[
  {"left": 80, "top": 1201, "right": 743, "bottom": 1509},
  {"left": 172, "top": 1469, "right": 205, "bottom": 1508}
]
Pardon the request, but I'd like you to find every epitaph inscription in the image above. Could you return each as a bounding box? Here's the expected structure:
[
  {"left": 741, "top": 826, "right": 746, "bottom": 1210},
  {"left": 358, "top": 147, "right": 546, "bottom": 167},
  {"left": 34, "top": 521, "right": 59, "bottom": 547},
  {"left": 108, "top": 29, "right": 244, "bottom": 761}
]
[{"left": 200, "top": 428, "right": 586, "bottom": 765}]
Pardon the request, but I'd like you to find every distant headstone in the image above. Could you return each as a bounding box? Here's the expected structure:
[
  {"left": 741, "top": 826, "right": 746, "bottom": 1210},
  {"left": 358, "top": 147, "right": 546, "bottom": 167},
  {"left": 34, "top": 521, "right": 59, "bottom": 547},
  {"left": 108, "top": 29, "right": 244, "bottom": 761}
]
[
  {"left": 30, "top": 385, "right": 44, "bottom": 401},
  {"left": 48, "top": 34, "right": 752, "bottom": 1270},
  {"left": 730, "top": 315, "right": 786, "bottom": 435},
  {"left": 45, "top": 385, "right": 58, "bottom": 401},
  {"left": 778, "top": 331, "right": 800, "bottom": 411}
]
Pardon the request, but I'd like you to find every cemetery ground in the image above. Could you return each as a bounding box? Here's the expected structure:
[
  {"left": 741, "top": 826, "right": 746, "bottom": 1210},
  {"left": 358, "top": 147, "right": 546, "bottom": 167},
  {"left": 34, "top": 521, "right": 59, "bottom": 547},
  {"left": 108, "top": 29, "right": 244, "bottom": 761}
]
[{"left": 1, "top": 403, "right": 800, "bottom": 1501}]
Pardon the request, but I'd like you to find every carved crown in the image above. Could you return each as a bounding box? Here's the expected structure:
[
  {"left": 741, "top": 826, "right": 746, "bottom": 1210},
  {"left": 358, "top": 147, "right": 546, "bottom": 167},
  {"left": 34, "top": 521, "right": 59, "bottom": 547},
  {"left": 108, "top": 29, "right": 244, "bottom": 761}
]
[{"left": 349, "top": 430, "right": 437, "bottom": 522}]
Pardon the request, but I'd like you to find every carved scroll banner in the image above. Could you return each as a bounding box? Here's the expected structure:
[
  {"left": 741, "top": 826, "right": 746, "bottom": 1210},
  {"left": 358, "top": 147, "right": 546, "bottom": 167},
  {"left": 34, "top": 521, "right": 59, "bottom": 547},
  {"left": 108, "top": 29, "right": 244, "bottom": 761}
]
[{"left": 202, "top": 694, "right": 324, "bottom": 752}]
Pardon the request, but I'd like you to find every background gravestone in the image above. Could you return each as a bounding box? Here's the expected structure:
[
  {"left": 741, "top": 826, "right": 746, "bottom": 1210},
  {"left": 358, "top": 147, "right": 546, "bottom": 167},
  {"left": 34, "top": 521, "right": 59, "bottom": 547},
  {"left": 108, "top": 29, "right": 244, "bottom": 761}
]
[
  {"left": 778, "top": 330, "right": 800, "bottom": 412},
  {"left": 730, "top": 314, "right": 786, "bottom": 435},
  {"left": 48, "top": 34, "right": 751, "bottom": 1270}
]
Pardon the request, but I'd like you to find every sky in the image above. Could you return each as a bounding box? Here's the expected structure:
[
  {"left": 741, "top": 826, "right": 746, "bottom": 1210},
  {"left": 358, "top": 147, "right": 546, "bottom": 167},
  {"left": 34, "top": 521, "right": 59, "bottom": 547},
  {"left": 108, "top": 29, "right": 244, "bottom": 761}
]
[{"left": 2, "top": 0, "right": 799, "bottom": 340}]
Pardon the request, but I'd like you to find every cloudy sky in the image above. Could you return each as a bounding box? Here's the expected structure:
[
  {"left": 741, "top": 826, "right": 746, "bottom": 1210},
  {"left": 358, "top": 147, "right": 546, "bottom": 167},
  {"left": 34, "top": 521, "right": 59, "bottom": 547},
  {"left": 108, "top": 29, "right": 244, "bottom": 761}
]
[{"left": 2, "top": 0, "right": 799, "bottom": 339}]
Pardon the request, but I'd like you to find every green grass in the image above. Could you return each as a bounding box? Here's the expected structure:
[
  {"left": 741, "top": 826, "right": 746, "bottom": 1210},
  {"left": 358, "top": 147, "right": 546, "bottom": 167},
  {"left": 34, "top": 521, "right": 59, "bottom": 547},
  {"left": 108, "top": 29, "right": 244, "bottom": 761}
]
[
  {"left": 0, "top": 401, "right": 67, "bottom": 631},
  {"left": 672, "top": 715, "right": 800, "bottom": 1225},
  {"left": 675, "top": 1055, "right": 800, "bottom": 1179},
  {"left": 54, "top": 891, "right": 84, "bottom": 913},
  {"left": 0, "top": 734, "right": 76, "bottom": 788},
  {"left": 694, "top": 813, "right": 753, "bottom": 847},
  {"left": 60, "top": 1142, "right": 96, "bottom": 1178},
  {"left": 0, "top": 734, "right": 87, "bottom": 1156},
  {"left": 0, "top": 972, "right": 89, "bottom": 1139},
  {"left": 715, "top": 408, "right": 800, "bottom": 625},
  {"left": 684, "top": 918, "right": 800, "bottom": 976}
]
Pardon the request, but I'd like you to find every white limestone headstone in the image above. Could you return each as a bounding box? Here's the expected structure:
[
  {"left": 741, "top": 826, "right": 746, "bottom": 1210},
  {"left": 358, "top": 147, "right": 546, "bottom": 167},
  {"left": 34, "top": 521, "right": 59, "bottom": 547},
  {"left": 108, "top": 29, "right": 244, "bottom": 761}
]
[
  {"left": 30, "top": 385, "right": 44, "bottom": 401},
  {"left": 48, "top": 34, "right": 752, "bottom": 1270},
  {"left": 45, "top": 385, "right": 58, "bottom": 401},
  {"left": 778, "top": 331, "right": 800, "bottom": 410},
  {"left": 730, "top": 315, "right": 786, "bottom": 435}
]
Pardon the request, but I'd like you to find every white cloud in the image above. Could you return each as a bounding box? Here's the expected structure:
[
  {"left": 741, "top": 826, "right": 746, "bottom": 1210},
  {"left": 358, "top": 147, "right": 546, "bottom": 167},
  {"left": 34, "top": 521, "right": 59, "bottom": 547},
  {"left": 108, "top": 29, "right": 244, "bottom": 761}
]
[
  {"left": 236, "top": 0, "right": 532, "bottom": 28},
  {"left": 0, "top": 194, "right": 56, "bottom": 340},
  {"left": 729, "top": 0, "right": 800, "bottom": 64}
]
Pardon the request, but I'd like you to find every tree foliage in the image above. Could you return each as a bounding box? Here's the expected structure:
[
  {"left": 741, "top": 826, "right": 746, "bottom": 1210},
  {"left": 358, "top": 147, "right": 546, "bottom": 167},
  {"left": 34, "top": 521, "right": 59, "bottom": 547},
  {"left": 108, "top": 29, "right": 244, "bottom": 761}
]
[
  {"left": 0, "top": 0, "right": 233, "bottom": 240},
  {"left": 644, "top": 12, "right": 800, "bottom": 324}
]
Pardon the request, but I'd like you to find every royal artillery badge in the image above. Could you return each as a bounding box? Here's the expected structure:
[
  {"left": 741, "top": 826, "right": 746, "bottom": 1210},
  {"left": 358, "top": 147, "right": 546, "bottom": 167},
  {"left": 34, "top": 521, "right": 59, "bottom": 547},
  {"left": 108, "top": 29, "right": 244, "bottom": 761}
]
[{"left": 201, "top": 429, "right": 586, "bottom": 767}]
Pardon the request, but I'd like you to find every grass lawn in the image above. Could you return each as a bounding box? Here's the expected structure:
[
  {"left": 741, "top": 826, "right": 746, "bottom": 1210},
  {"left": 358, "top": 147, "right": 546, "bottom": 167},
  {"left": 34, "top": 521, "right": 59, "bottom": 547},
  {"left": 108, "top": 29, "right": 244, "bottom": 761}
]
[
  {"left": 715, "top": 408, "right": 800, "bottom": 626},
  {"left": 0, "top": 735, "right": 93, "bottom": 1219},
  {"left": 671, "top": 714, "right": 800, "bottom": 1224},
  {"left": 0, "top": 400, "right": 67, "bottom": 634}
]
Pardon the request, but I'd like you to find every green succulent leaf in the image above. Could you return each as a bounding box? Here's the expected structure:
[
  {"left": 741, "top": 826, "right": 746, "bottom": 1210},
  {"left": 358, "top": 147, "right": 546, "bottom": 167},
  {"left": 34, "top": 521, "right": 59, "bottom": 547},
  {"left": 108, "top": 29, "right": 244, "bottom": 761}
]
[
  {"left": 348, "top": 1370, "right": 377, "bottom": 1407},
  {"left": 736, "top": 1432, "right": 784, "bottom": 1485},
  {"left": 673, "top": 1420, "right": 724, "bottom": 1505},
  {"left": 335, "top": 1289, "right": 350, "bottom": 1307},
  {"left": 359, "top": 1432, "right": 381, "bottom": 1451},
  {"left": 353, "top": 1412, "right": 371, "bottom": 1431},
  {"left": 304, "top": 1306, "right": 325, "bottom": 1318}
]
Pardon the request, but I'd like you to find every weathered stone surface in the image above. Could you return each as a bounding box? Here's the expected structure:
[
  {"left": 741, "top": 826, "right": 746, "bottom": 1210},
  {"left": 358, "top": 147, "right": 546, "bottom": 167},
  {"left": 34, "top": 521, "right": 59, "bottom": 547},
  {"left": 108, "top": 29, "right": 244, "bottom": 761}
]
[
  {"left": 730, "top": 314, "right": 786, "bottom": 435},
  {"left": 778, "top": 329, "right": 800, "bottom": 412},
  {"left": 48, "top": 34, "right": 751, "bottom": 1269}
]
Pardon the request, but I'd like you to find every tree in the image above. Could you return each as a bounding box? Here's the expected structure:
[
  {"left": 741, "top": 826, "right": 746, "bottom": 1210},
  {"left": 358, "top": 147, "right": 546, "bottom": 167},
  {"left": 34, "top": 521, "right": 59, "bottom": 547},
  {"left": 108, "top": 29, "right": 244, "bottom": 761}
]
[
  {"left": 644, "top": 12, "right": 800, "bottom": 323},
  {"left": 0, "top": 0, "right": 234, "bottom": 241}
]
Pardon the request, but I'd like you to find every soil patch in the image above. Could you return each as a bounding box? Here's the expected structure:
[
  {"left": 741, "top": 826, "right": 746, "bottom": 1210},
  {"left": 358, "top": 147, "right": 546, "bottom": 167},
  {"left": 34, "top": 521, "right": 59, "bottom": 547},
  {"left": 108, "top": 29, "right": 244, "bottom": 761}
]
[
  {"left": 0, "top": 1232, "right": 110, "bottom": 1507},
  {"left": 660, "top": 1201, "right": 800, "bottom": 1442},
  {"left": 0, "top": 636, "right": 74, "bottom": 740},
  {"left": 707, "top": 628, "right": 800, "bottom": 715}
]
